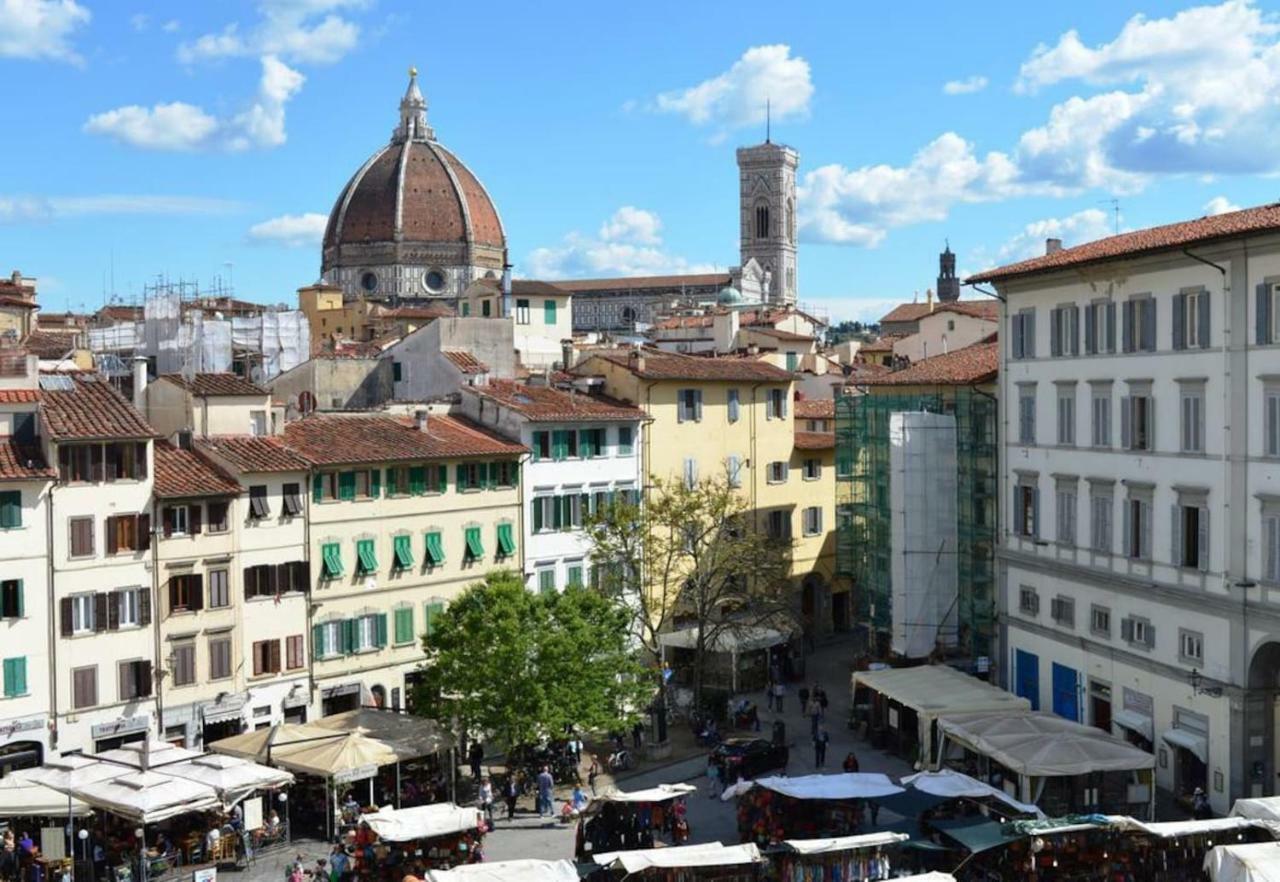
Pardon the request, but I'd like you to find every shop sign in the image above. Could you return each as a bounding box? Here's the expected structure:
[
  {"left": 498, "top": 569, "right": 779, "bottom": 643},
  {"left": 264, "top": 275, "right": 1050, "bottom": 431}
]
[
  {"left": 91, "top": 716, "right": 149, "bottom": 739},
  {"left": 0, "top": 717, "right": 44, "bottom": 739},
  {"left": 193, "top": 867, "right": 216, "bottom": 882},
  {"left": 333, "top": 764, "right": 377, "bottom": 784}
]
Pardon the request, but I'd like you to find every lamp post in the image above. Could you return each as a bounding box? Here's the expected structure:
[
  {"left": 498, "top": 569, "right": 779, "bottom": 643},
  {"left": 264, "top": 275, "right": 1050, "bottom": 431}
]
[
  {"left": 278, "top": 792, "right": 290, "bottom": 846},
  {"left": 135, "top": 828, "right": 145, "bottom": 882},
  {"left": 77, "top": 828, "right": 88, "bottom": 879}
]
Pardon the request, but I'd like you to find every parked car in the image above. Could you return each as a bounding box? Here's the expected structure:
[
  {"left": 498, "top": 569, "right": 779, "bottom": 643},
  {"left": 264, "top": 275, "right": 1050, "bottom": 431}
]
[{"left": 711, "top": 737, "right": 788, "bottom": 783}]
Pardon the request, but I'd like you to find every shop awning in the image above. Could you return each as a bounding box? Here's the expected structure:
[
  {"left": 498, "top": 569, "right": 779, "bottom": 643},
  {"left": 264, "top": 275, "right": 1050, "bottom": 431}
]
[
  {"left": 1204, "top": 842, "right": 1280, "bottom": 882},
  {"left": 202, "top": 694, "right": 249, "bottom": 725},
  {"left": 425, "top": 860, "right": 579, "bottom": 882},
  {"left": 314, "top": 708, "right": 456, "bottom": 759},
  {"left": 1112, "top": 708, "right": 1154, "bottom": 742},
  {"left": 902, "top": 770, "right": 1045, "bottom": 818},
  {"left": 1162, "top": 728, "right": 1209, "bottom": 764},
  {"left": 938, "top": 711, "right": 1154, "bottom": 777},
  {"left": 657, "top": 625, "right": 789, "bottom": 654},
  {"left": 94, "top": 740, "right": 202, "bottom": 770},
  {"left": 162, "top": 754, "right": 294, "bottom": 808},
  {"left": 0, "top": 776, "right": 92, "bottom": 817},
  {"left": 362, "top": 803, "right": 482, "bottom": 842},
  {"left": 780, "top": 832, "right": 909, "bottom": 855},
  {"left": 594, "top": 842, "right": 764, "bottom": 872},
  {"left": 929, "top": 816, "right": 1026, "bottom": 854},
  {"left": 582, "top": 783, "right": 696, "bottom": 817},
  {"left": 71, "top": 770, "right": 221, "bottom": 824},
  {"left": 1233, "top": 797, "right": 1280, "bottom": 823},
  {"left": 721, "top": 772, "right": 902, "bottom": 803}
]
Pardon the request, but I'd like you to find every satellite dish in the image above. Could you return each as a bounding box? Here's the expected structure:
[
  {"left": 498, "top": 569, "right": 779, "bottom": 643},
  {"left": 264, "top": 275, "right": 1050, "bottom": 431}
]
[{"left": 298, "top": 390, "right": 316, "bottom": 415}]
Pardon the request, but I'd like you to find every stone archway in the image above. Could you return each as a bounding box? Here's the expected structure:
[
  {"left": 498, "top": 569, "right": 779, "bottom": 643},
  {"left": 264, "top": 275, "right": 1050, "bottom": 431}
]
[{"left": 1246, "top": 642, "right": 1280, "bottom": 797}]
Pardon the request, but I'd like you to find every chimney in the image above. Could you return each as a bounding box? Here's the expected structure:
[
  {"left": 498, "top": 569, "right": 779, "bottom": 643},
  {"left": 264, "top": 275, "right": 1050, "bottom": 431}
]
[
  {"left": 1045, "top": 238, "right": 1063, "bottom": 255},
  {"left": 132, "top": 356, "right": 148, "bottom": 412},
  {"left": 560, "top": 339, "right": 574, "bottom": 372},
  {"left": 628, "top": 349, "right": 646, "bottom": 373},
  {"left": 712, "top": 309, "right": 740, "bottom": 354},
  {"left": 746, "top": 343, "right": 759, "bottom": 356},
  {"left": 414, "top": 409, "right": 429, "bottom": 432},
  {"left": 926, "top": 288, "right": 934, "bottom": 312}
]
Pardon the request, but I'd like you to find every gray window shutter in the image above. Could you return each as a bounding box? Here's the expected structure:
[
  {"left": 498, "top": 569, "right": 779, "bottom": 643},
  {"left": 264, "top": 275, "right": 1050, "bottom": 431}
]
[
  {"left": 1259, "top": 284, "right": 1273, "bottom": 345},
  {"left": 1123, "top": 300, "right": 1136, "bottom": 352},
  {"left": 1171, "top": 504, "right": 1182, "bottom": 566},
  {"left": 1120, "top": 397, "right": 1131, "bottom": 449},
  {"left": 1012, "top": 315, "right": 1024, "bottom": 359},
  {"left": 1147, "top": 397, "right": 1155, "bottom": 451},
  {"left": 1050, "top": 309, "right": 1062, "bottom": 357},
  {"left": 1084, "top": 305, "right": 1096, "bottom": 354},
  {"left": 1106, "top": 302, "right": 1117, "bottom": 352},
  {"left": 1142, "top": 501, "right": 1152, "bottom": 559},
  {"left": 1145, "top": 624, "right": 1156, "bottom": 648},
  {"left": 1070, "top": 306, "right": 1080, "bottom": 355},
  {"left": 1172, "top": 293, "right": 1185, "bottom": 350},
  {"left": 1025, "top": 311, "right": 1036, "bottom": 358},
  {"left": 1121, "top": 617, "right": 1133, "bottom": 641},
  {"left": 1198, "top": 506, "right": 1210, "bottom": 572},
  {"left": 1199, "top": 290, "right": 1211, "bottom": 349},
  {"left": 1122, "top": 501, "right": 1132, "bottom": 556},
  {"left": 1142, "top": 299, "right": 1156, "bottom": 350},
  {"left": 677, "top": 393, "right": 687, "bottom": 424},
  {"left": 1032, "top": 487, "right": 1041, "bottom": 539}
]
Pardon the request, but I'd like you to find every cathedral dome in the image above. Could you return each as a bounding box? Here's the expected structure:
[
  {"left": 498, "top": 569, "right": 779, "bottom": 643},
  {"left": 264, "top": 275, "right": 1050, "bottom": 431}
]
[
  {"left": 717, "top": 285, "right": 743, "bottom": 306},
  {"left": 321, "top": 69, "right": 506, "bottom": 299}
]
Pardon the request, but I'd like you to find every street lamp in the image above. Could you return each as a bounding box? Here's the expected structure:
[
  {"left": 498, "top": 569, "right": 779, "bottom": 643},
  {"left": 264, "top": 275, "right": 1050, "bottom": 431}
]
[
  {"left": 135, "top": 828, "right": 145, "bottom": 882},
  {"left": 77, "top": 828, "right": 88, "bottom": 879},
  {"left": 278, "top": 792, "right": 290, "bottom": 845},
  {"left": 1189, "top": 668, "right": 1223, "bottom": 698}
]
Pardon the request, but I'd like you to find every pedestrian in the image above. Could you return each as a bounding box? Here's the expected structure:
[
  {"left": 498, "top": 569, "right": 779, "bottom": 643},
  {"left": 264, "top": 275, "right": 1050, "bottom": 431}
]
[
  {"left": 587, "top": 755, "right": 600, "bottom": 795},
  {"left": 468, "top": 741, "right": 484, "bottom": 780},
  {"left": 1193, "top": 787, "right": 1212, "bottom": 819},
  {"left": 536, "top": 766, "right": 554, "bottom": 817},
  {"left": 632, "top": 720, "right": 644, "bottom": 749},
  {"left": 478, "top": 775, "right": 494, "bottom": 826},
  {"left": 813, "top": 727, "right": 829, "bottom": 768},
  {"left": 817, "top": 685, "right": 829, "bottom": 720},
  {"left": 504, "top": 774, "right": 519, "bottom": 820},
  {"left": 772, "top": 681, "right": 785, "bottom": 714},
  {"left": 843, "top": 751, "right": 859, "bottom": 773},
  {"left": 798, "top": 685, "right": 810, "bottom": 715},
  {"left": 808, "top": 697, "right": 821, "bottom": 738},
  {"left": 706, "top": 760, "right": 721, "bottom": 799},
  {"left": 764, "top": 680, "right": 775, "bottom": 712}
]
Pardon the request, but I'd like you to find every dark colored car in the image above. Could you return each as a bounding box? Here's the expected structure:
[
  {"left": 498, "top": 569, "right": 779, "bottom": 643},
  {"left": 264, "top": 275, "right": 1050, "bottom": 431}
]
[{"left": 712, "top": 737, "right": 788, "bottom": 783}]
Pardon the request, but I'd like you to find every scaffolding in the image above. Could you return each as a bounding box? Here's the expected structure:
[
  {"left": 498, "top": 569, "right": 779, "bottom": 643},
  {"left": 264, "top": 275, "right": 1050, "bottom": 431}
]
[{"left": 835, "top": 386, "right": 997, "bottom": 663}]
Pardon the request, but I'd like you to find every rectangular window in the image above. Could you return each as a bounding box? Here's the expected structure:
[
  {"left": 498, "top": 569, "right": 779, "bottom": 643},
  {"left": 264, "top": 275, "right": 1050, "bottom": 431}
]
[
  {"left": 532, "top": 431, "right": 551, "bottom": 461},
  {"left": 726, "top": 455, "right": 743, "bottom": 488},
  {"left": 207, "top": 501, "right": 229, "bottom": 533},
  {"left": 481, "top": 298, "right": 492, "bottom": 317},
  {"left": 496, "top": 523, "right": 516, "bottom": 557},
  {"left": 457, "top": 462, "right": 482, "bottom": 490},
  {"left": 118, "top": 659, "right": 153, "bottom": 701},
  {"left": 1056, "top": 388, "right": 1075, "bottom": 445},
  {"left": 249, "top": 484, "right": 270, "bottom": 519},
  {"left": 1173, "top": 501, "right": 1209, "bottom": 571},
  {"left": 2, "top": 657, "right": 27, "bottom": 697},
  {"left": 543, "top": 299, "right": 557, "bottom": 325},
  {"left": 281, "top": 483, "right": 302, "bottom": 517},
  {"left": 683, "top": 458, "right": 698, "bottom": 489},
  {"left": 1125, "top": 496, "right": 1152, "bottom": 560},
  {"left": 116, "top": 587, "right": 141, "bottom": 627},
  {"left": 515, "top": 299, "right": 530, "bottom": 325},
  {"left": 464, "top": 526, "right": 484, "bottom": 560},
  {"left": 566, "top": 562, "right": 584, "bottom": 588},
  {"left": 1174, "top": 289, "right": 1210, "bottom": 349},
  {"left": 1266, "top": 512, "right": 1280, "bottom": 583},
  {"left": 1056, "top": 487, "right": 1077, "bottom": 546},
  {"left": 165, "top": 504, "right": 190, "bottom": 537},
  {"left": 1050, "top": 596, "right": 1075, "bottom": 628},
  {"left": 1050, "top": 305, "right": 1080, "bottom": 357},
  {"left": 423, "top": 601, "right": 444, "bottom": 638},
  {"left": 393, "top": 607, "right": 415, "bottom": 646},
  {"left": 244, "top": 564, "right": 275, "bottom": 599},
  {"left": 106, "top": 513, "right": 149, "bottom": 554},
  {"left": 315, "top": 621, "right": 342, "bottom": 659},
  {"left": 425, "top": 531, "right": 445, "bottom": 566},
  {"left": 1084, "top": 299, "right": 1116, "bottom": 354},
  {"left": 803, "top": 458, "right": 821, "bottom": 480},
  {"left": 1015, "top": 482, "right": 1039, "bottom": 538},
  {"left": 72, "top": 666, "right": 97, "bottom": 709},
  {"left": 766, "top": 509, "right": 791, "bottom": 541},
  {"left": 1122, "top": 617, "right": 1154, "bottom": 648},
  {"left": 0, "top": 580, "right": 22, "bottom": 619},
  {"left": 538, "top": 569, "right": 556, "bottom": 595},
  {"left": 0, "top": 491, "right": 20, "bottom": 529},
  {"left": 1123, "top": 296, "right": 1157, "bottom": 353},
  {"left": 352, "top": 613, "right": 385, "bottom": 652},
  {"left": 1090, "top": 492, "right": 1113, "bottom": 554},
  {"left": 1018, "top": 586, "right": 1039, "bottom": 616},
  {"left": 765, "top": 388, "right": 788, "bottom": 420},
  {"left": 727, "top": 389, "right": 740, "bottom": 423},
  {"left": 1121, "top": 393, "right": 1154, "bottom": 451},
  {"left": 579, "top": 427, "right": 607, "bottom": 458},
  {"left": 1018, "top": 387, "right": 1036, "bottom": 445},
  {"left": 252, "top": 639, "right": 281, "bottom": 676},
  {"left": 209, "top": 636, "right": 232, "bottom": 680},
  {"left": 171, "top": 643, "right": 195, "bottom": 687},
  {"left": 393, "top": 534, "right": 413, "bottom": 569},
  {"left": 676, "top": 389, "right": 703, "bottom": 424},
  {"left": 617, "top": 426, "right": 634, "bottom": 455},
  {"left": 355, "top": 538, "right": 378, "bottom": 574},
  {"left": 69, "top": 516, "right": 94, "bottom": 557},
  {"left": 321, "top": 542, "right": 343, "bottom": 578},
  {"left": 767, "top": 461, "right": 788, "bottom": 484},
  {"left": 1266, "top": 391, "right": 1280, "bottom": 457},
  {"left": 168, "top": 574, "right": 203, "bottom": 614},
  {"left": 1179, "top": 629, "right": 1205, "bottom": 663},
  {"left": 1091, "top": 605, "right": 1111, "bottom": 637},
  {"left": 1091, "top": 389, "right": 1112, "bottom": 447},
  {"left": 785, "top": 352, "right": 799, "bottom": 371},
  {"left": 802, "top": 506, "right": 823, "bottom": 536},
  {"left": 1181, "top": 388, "right": 1205, "bottom": 453},
  {"left": 286, "top": 634, "right": 304, "bottom": 670},
  {"left": 1011, "top": 308, "right": 1037, "bottom": 359}
]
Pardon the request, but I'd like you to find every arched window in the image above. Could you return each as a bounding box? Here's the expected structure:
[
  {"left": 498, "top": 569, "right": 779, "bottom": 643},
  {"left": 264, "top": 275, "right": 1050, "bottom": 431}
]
[{"left": 755, "top": 205, "right": 770, "bottom": 239}]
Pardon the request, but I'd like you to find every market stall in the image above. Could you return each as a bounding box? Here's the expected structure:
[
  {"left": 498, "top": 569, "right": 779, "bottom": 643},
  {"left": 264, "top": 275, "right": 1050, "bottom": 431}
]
[
  {"left": 1232, "top": 795, "right": 1280, "bottom": 823},
  {"left": 658, "top": 626, "right": 790, "bottom": 692},
  {"left": 1204, "top": 841, "right": 1280, "bottom": 882},
  {"left": 351, "top": 802, "right": 486, "bottom": 872},
  {"left": 901, "top": 770, "right": 1044, "bottom": 819},
  {"left": 851, "top": 666, "right": 1030, "bottom": 767},
  {"left": 591, "top": 842, "right": 766, "bottom": 881},
  {"left": 936, "top": 711, "right": 1156, "bottom": 818},
  {"left": 424, "top": 859, "right": 579, "bottom": 882},
  {"left": 768, "top": 831, "right": 910, "bottom": 881},
  {"left": 577, "top": 784, "right": 697, "bottom": 858},
  {"left": 722, "top": 773, "right": 903, "bottom": 844},
  {"left": 315, "top": 709, "right": 456, "bottom": 810}
]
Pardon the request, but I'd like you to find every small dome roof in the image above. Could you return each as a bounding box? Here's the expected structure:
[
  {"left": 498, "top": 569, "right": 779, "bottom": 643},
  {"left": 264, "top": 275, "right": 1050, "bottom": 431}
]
[{"left": 717, "top": 286, "right": 743, "bottom": 305}]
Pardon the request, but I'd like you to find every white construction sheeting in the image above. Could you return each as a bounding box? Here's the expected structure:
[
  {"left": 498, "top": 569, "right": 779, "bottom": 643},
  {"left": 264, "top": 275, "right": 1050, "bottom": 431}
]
[
  {"left": 1205, "top": 842, "right": 1280, "bottom": 882},
  {"left": 937, "top": 711, "right": 1155, "bottom": 777},
  {"left": 362, "top": 803, "right": 482, "bottom": 842},
  {"left": 594, "top": 842, "right": 763, "bottom": 872},
  {"left": 425, "top": 860, "right": 579, "bottom": 882},
  {"left": 888, "top": 411, "right": 958, "bottom": 659},
  {"left": 782, "top": 832, "right": 908, "bottom": 855},
  {"left": 721, "top": 773, "right": 902, "bottom": 803},
  {"left": 1235, "top": 797, "right": 1280, "bottom": 823},
  {"left": 901, "top": 769, "right": 1044, "bottom": 818}
]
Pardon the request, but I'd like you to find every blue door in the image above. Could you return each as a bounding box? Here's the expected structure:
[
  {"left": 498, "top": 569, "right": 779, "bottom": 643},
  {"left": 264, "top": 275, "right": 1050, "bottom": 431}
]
[
  {"left": 1052, "top": 662, "right": 1079, "bottom": 722},
  {"left": 1015, "top": 649, "right": 1040, "bottom": 710}
]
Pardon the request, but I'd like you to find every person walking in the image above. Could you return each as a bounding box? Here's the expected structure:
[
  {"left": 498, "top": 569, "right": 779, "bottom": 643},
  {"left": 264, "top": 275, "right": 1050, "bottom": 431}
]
[
  {"left": 772, "top": 681, "right": 785, "bottom": 715},
  {"left": 468, "top": 741, "right": 484, "bottom": 780},
  {"left": 808, "top": 697, "right": 822, "bottom": 739},
  {"left": 536, "top": 766, "right": 554, "bottom": 818},
  {"left": 842, "top": 751, "right": 860, "bottom": 773},
  {"left": 478, "top": 776, "right": 495, "bottom": 827},
  {"left": 706, "top": 760, "right": 722, "bottom": 799},
  {"left": 816, "top": 685, "right": 829, "bottom": 720},
  {"left": 798, "top": 685, "right": 810, "bottom": 716},
  {"left": 587, "top": 755, "right": 600, "bottom": 795},
  {"left": 504, "top": 775, "right": 519, "bottom": 820},
  {"left": 813, "top": 727, "right": 830, "bottom": 769}
]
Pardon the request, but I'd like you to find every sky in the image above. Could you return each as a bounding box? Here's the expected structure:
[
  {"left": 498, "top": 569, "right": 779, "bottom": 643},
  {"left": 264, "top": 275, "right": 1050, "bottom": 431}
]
[{"left": 3, "top": 0, "right": 1280, "bottom": 323}]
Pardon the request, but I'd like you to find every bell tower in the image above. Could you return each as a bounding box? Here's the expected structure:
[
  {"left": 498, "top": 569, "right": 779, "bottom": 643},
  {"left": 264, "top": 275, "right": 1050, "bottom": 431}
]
[
  {"left": 937, "top": 242, "right": 960, "bottom": 302},
  {"left": 736, "top": 140, "right": 798, "bottom": 305}
]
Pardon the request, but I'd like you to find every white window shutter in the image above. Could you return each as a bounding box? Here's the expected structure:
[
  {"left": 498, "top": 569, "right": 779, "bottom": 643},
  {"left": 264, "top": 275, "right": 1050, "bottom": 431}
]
[
  {"left": 1198, "top": 506, "right": 1209, "bottom": 572},
  {"left": 1142, "top": 502, "right": 1152, "bottom": 559},
  {"left": 694, "top": 390, "right": 703, "bottom": 421},
  {"left": 1171, "top": 504, "right": 1182, "bottom": 567}
]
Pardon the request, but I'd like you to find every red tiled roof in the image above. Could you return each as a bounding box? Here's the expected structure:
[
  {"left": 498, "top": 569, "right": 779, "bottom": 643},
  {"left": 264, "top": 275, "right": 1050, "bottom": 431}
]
[
  {"left": 153, "top": 441, "right": 242, "bottom": 498},
  {"left": 581, "top": 349, "right": 794, "bottom": 382},
  {"left": 197, "top": 435, "right": 310, "bottom": 474},
  {"left": 283, "top": 413, "right": 525, "bottom": 466},
  {"left": 0, "top": 390, "right": 39, "bottom": 403},
  {"left": 968, "top": 202, "right": 1280, "bottom": 283},
  {"left": 443, "top": 350, "right": 489, "bottom": 374},
  {"left": 159, "top": 373, "right": 268, "bottom": 397},
  {"left": 376, "top": 304, "right": 454, "bottom": 320},
  {"left": 472, "top": 279, "right": 570, "bottom": 298},
  {"left": 21, "top": 330, "right": 79, "bottom": 359},
  {"left": 0, "top": 437, "right": 54, "bottom": 481},
  {"left": 649, "top": 307, "right": 824, "bottom": 332},
  {"left": 858, "top": 336, "right": 901, "bottom": 353},
  {"left": 39, "top": 373, "right": 157, "bottom": 441},
  {"left": 471, "top": 380, "right": 647, "bottom": 422},
  {"left": 0, "top": 296, "right": 37, "bottom": 311},
  {"left": 795, "top": 399, "right": 835, "bottom": 420},
  {"left": 860, "top": 341, "right": 999, "bottom": 387},
  {"left": 551, "top": 273, "right": 732, "bottom": 292},
  {"left": 96, "top": 305, "right": 143, "bottom": 322},
  {"left": 748, "top": 326, "right": 814, "bottom": 342},
  {"left": 794, "top": 431, "right": 835, "bottom": 450},
  {"left": 880, "top": 300, "right": 997, "bottom": 325}
]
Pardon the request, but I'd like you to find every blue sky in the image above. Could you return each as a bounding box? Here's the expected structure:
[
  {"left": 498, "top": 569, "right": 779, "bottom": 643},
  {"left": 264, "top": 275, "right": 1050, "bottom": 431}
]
[{"left": 3, "top": 0, "right": 1278, "bottom": 322}]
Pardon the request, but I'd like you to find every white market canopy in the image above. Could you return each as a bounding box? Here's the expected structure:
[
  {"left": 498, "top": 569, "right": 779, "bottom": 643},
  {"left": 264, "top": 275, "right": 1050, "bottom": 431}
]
[
  {"left": 721, "top": 773, "right": 903, "bottom": 803},
  {"left": 1205, "top": 842, "right": 1280, "bottom": 882},
  {"left": 71, "top": 770, "right": 222, "bottom": 824},
  {"left": 657, "top": 625, "right": 788, "bottom": 654},
  {"left": 363, "top": 803, "right": 482, "bottom": 842},
  {"left": 425, "top": 860, "right": 579, "bottom": 882},
  {"left": 902, "top": 769, "right": 1045, "bottom": 818},
  {"left": 892, "top": 875, "right": 957, "bottom": 882},
  {"left": 781, "top": 832, "right": 909, "bottom": 855},
  {"left": 1235, "top": 797, "right": 1280, "bottom": 823},
  {"left": 162, "top": 754, "right": 294, "bottom": 807},
  {"left": 1109, "top": 816, "right": 1270, "bottom": 838},
  {"left": 95, "top": 740, "right": 202, "bottom": 769},
  {"left": 0, "top": 775, "right": 92, "bottom": 817},
  {"left": 583, "top": 783, "right": 696, "bottom": 816},
  {"left": 938, "top": 711, "right": 1155, "bottom": 778},
  {"left": 594, "top": 842, "right": 764, "bottom": 872}
]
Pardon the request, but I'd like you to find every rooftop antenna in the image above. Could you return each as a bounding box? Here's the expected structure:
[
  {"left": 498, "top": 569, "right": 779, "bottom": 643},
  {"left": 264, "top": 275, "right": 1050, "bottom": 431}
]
[
  {"left": 1098, "top": 198, "right": 1120, "bottom": 235},
  {"left": 765, "top": 97, "right": 771, "bottom": 144}
]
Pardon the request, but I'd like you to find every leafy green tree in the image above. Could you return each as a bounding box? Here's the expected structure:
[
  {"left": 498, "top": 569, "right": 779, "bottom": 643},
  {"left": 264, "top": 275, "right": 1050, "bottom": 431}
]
[{"left": 410, "top": 570, "right": 651, "bottom": 747}]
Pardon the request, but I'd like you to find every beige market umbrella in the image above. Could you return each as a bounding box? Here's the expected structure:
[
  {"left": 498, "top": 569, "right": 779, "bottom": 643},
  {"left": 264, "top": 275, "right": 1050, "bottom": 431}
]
[{"left": 208, "top": 722, "right": 345, "bottom": 764}]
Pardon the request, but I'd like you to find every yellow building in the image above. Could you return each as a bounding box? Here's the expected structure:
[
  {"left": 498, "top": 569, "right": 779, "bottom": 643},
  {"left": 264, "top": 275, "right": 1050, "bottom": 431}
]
[
  {"left": 282, "top": 411, "right": 524, "bottom": 714},
  {"left": 298, "top": 284, "right": 453, "bottom": 348},
  {"left": 790, "top": 399, "right": 841, "bottom": 634}
]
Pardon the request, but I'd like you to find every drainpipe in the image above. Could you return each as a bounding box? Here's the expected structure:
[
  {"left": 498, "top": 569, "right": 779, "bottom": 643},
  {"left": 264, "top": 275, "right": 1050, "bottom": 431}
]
[
  {"left": 304, "top": 468, "right": 316, "bottom": 710},
  {"left": 46, "top": 480, "right": 58, "bottom": 752},
  {"left": 150, "top": 487, "right": 165, "bottom": 740}
]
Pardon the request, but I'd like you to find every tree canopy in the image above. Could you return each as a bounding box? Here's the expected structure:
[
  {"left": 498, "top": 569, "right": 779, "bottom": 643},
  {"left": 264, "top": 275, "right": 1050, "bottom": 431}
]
[{"left": 410, "top": 570, "right": 652, "bottom": 746}]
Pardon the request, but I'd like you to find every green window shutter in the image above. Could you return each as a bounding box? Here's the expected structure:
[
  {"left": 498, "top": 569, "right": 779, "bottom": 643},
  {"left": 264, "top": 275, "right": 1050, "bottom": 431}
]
[
  {"left": 464, "top": 527, "right": 483, "bottom": 559},
  {"left": 618, "top": 427, "right": 633, "bottom": 455},
  {"left": 370, "top": 468, "right": 382, "bottom": 497},
  {"left": 393, "top": 534, "right": 413, "bottom": 569},
  {"left": 424, "top": 602, "right": 443, "bottom": 638},
  {"left": 386, "top": 468, "right": 399, "bottom": 496},
  {"left": 2, "top": 659, "right": 13, "bottom": 697},
  {"left": 532, "top": 432, "right": 544, "bottom": 462},
  {"left": 375, "top": 613, "right": 388, "bottom": 648},
  {"left": 538, "top": 570, "right": 555, "bottom": 595},
  {"left": 425, "top": 532, "right": 445, "bottom": 566},
  {"left": 544, "top": 300, "right": 556, "bottom": 324},
  {"left": 532, "top": 498, "right": 543, "bottom": 532},
  {"left": 312, "top": 624, "right": 325, "bottom": 659},
  {"left": 510, "top": 461, "right": 520, "bottom": 488},
  {"left": 497, "top": 523, "right": 516, "bottom": 556},
  {"left": 321, "top": 542, "right": 343, "bottom": 578},
  {"left": 356, "top": 539, "right": 378, "bottom": 573},
  {"left": 313, "top": 474, "right": 324, "bottom": 503},
  {"left": 408, "top": 466, "right": 426, "bottom": 495},
  {"left": 436, "top": 464, "right": 448, "bottom": 491},
  {"left": 338, "top": 471, "right": 356, "bottom": 501},
  {"left": 12, "top": 657, "right": 26, "bottom": 696},
  {"left": 341, "top": 619, "right": 355, "bottom": 655},
  {"left": 552, "top": 495, "right": 564, "bottom": 529},
  {"left": 0, "top": 492, "right": 20, "bottom": 528},
  {"left": 567, "top": 565, "right": 583, "bottom": 588},
  {"left": 394, "top": 607, "right": 413, "bottom": 645},
  {"left": 456, "top": 464, "right": 468, "bottom": 491}
]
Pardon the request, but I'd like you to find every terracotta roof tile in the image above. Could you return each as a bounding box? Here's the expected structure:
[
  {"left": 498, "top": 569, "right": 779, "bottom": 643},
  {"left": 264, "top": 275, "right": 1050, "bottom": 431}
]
[
  {"left": 794, "top": 431, "right": 835, "bottom": 451},
  {"left": 0, "top": 390, "right": 39, "bottom": 403},
  {"left": 473, "top": 279, "right": 569, "bottom": 298},
  {"left": 0, "top": 437, "right": 54, "bottom": 481},
  {"left": 0, "top": 296, "right": 37, "bottom": 310},
  {"left": 858, "top": 336, "right": 901, "bottom": 353},
  {"left": 372, "top": 303, "right": 455, "bottom": 320},
  {"left": 197, "top": 435, "right": 310, "bottom": 474},
  {"left": 581, "top": 349, "right": 794, "bottom": 382},
  {"left": 283, "top": 413, "right": 524, "bottom": 466},
  {"left": 860, "top": 341, "right": 998, "bottom": 387},
  {"left": 551, "top": 273, "right": 732, "bottom": 292},
  {"left": 21, "top": 329, "right": 80, "bottom": 359},
  {"left": 795, "top": 399, "right": 835, "bottom": 420},
  {"left": 748, "top": 326, "right": 814, "bottom": 342},
  {"left": 880, "top": 300, "right": 997, "bottom": 324},
  {"left": 39, "top": 373, "right": 157, "bottom": 441},
  {"left": 968, "top": 202, "right": 1280, "bottom": 283},
  {"left": 159, "top": 373, "right": 268, "bottom": 397},
  {"left": 470, "top": 380, "right": 647, "bottom": 422},
  {"left": 153, "top": 441, "right": 242, "bottom": 498},
  {"left": 648, "top": 307, "right": 824, "bottom": 332},
  {"left": 443, "top": 350, "right": 489, "bottom": 374}
]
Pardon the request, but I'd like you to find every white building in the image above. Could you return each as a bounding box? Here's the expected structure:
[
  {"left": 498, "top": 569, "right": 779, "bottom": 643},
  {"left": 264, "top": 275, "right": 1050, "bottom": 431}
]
[
  {"left": 457, "top": 379, "right": 646, "bottom": 593},
  {"left": 971, "top": 203, "right": 1280, "bottom": 815},
  {"left": 461, "top": 280, "right": 574, "bottom": 370}
]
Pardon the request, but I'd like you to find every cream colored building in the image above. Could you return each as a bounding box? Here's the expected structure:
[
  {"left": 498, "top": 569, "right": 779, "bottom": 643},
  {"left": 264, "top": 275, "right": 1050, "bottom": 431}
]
[
  {"left": 283, "top": 411, "right": 524, "bottom": 714},
  {"left": 144, "top": 373, "right": 279, "bottom": 440},
  {"left": 461, "top": 279, "right": 573, "bottom": 369}
]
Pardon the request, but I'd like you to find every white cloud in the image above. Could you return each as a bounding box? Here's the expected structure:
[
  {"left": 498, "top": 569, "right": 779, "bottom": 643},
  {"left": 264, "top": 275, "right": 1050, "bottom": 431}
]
[
  {"left": 0, "top": 0, "right": 90, "bottom": 64},
  {"left": 178, "top": 0, "right": 365, "bottom": 66},
  {"left": 247, "top": 212, "right": 328, "bottom": 247},
  {"left": 0, "top": 194, "right": 242, "bottom": 223},
  {"left": 162, "top": 18, "right": 179, "bottom": 32},
  {"left": 653, "top": 45, "right": 813, "bottom": 133},
  {"left": 943, "top": 75, "right": 988, "bottom": 95},
  {"left": 85, "top": 55, "right": 304, "bottom": 152},
  {"left": 130, "top": 12, "right": 147, "bottom": 31},
  {"left": 1203, "top": 195, "right": 1240, "bottom": 215},
  {"left": 525, "top": 208, "right": 718, "bottom": 279},
  {"left": 990, "top": 208, "right": 1115, "bottom": 264}
]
